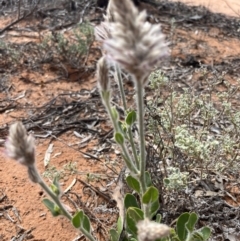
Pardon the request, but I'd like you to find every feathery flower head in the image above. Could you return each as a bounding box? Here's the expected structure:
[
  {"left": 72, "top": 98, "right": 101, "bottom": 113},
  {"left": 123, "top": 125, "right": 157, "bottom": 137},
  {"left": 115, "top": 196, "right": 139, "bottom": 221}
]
[
  {"left": 5, "top": 122, "right": 35, "bottom": 167},
  {"left": 137, "top": 219, "right": 171, "bottom": 241},
  {"left": 103, "top": 0, "right": 169, "bottom": 83},
  {"left": 106, "top": 0, "right": 115, "bottom": 22},
  {"left": 95, "top": 21, "right": 111, "bottom": 42},
  {"left": 95, "top": 0, "right": 114, "bottom": 43}
]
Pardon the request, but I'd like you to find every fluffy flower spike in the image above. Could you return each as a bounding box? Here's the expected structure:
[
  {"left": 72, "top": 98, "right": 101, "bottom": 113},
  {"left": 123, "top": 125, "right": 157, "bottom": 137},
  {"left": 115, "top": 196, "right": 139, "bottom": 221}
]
[
  {"left": 5, "top": 122, "right": 40, "bottom": 183},
  {"left": 103, "top": 0, "right": 169, "bottom": 83},
  {"left": 5, "top": 121, "right": 35, "bottom": 167}
]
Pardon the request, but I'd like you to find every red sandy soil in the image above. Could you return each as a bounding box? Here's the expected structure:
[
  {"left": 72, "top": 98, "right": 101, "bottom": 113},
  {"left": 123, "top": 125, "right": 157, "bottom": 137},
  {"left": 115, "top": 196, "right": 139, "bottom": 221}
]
[{"left": 171, "top": 0, "right": 240, "bottom": 17}]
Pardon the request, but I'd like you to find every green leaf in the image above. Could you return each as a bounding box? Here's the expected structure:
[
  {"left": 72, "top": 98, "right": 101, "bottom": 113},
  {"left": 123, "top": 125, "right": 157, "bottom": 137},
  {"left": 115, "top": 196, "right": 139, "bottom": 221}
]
[
  {"left": 176, "top": 213, "right": 190, "bottom": 241},
  {"left": 124, "top": 193, "right": 139, "bottom": 209},
  {"left": 125, "top": 110, "right": 137, "bottom": 126},
  {"left": 198, "top": 227, "right": 211, "bottom": 240},
  {"left": 145, "top": 171, "right": 152, "bottom": 187},
  {"left": 142, "top": 186, "right": 159, "bottom": 204},
  {"left": 42, "top": 198, "right": 61, "bottom": 217},
  {"left": 117, "top": 216, "right": 123, "bottom": 235},
  {"left": 127, "top": 207, "right": 144, "bottom": 222},
  {"left": 126, "top": 207, "right": 144, "bottom": 236},
  {"left": 170, "top": 228, "right": 181, "bottom": 241},
  {"left": 186, "top": 212, "right": 198, "bottom": 232},
  {"left": 54, "top": 205, "right": 61, "bottom": 213},
  {"left": 126, "top": 176, "right": 140, "bottom": 193},
  {"left": 164, "top": 178, "right": 170, "bottom": 186},
  {"left": 118, "top": 121, "right": 127, "bottom": 134},
  {"left": 72, "top": 210, "right": 84, "bottom": 228},
  {"left": 126, "top": 213, "right": 137, "bottom": 236},
  {"left": 42, "top": 198, "right": 54, "bottom": 209},
  {"left": 50, "top": 183, "right": 60, "bottom": 196},
  {"left": 191, "top": 231, "right": 204, "bottom": 241},
  {"left": 53, "top": 176, "right": 60, "bottom": 188},
  {"left": 52, "top": 177, "right": 61, "bottom": 196},
  {"left": 115, "top": 132, "right": 124, "bottom": 145},
  {"left": 150, "top": 199, "right": 160, "bottom": 218},
  {"left": 156, "top": 213, "right": 162, "bottom": 223},
  {"left": 110, "top": 229, "right": 119, "bottom": 241},
  {"left": 71, "top": 211, "right": 91, "bottom": 232},
  {"left": 82, "top": 214, "right": 91, "bottom": 232},
  {"left": 111, "top": 107, "right": 119, "bottom": 121}
]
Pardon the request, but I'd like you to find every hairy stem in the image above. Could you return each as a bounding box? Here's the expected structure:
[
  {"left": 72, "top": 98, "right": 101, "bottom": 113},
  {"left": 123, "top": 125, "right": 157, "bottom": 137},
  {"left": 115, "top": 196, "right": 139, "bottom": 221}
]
[
  {"left": 120, "top": 142, "right": 139, "bottom": 174},
  {"left": 127, "top": 127, "right": 140, "bottom": 169},
  {"left": 104, "top": 97, "right": 138, "bottom": 174},
  {"left": 135, "top": 77, "right": 147, "bottom": 194},
  {"left": 34, "top": 166, "right": 96, "bottom": 241},
  {"left": 33, "top": 167, "right": 73, "bottom": 220},
  {"left": 115, "top": 65, "right": 139, "bottom": 168},
  {"left": 115, "top": 64, "right": 127, "bottom": 110}
]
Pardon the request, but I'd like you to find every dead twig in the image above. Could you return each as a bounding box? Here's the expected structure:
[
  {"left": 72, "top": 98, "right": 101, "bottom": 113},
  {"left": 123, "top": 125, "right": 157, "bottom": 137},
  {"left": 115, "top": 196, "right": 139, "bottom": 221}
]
[
  {"left": 78, "top": 178, "right": 114, "bottom": 204},
  {"left": 0, "top": 204, "right": 13, "bottom": 211}
]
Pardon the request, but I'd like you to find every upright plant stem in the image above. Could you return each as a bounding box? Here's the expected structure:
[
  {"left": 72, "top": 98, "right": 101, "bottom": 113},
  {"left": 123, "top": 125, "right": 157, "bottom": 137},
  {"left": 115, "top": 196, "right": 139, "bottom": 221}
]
[
  {"left": 127, "top": 128, "right": 140, "bottom": 169},
  {"left": 135, "top": 77, "right": 147, "bottom": 194},
  {"left": 105, "top": 98, "right": 119, "bottom": 132},
  {"left": 115, "top": 64, "right": 127, "bottom": 110},
  {"left": 104, "top": 98, "right": 138, "bottom": 174},
  {"left": 115, "top": 64, "right": 139, "bottom": 168}
]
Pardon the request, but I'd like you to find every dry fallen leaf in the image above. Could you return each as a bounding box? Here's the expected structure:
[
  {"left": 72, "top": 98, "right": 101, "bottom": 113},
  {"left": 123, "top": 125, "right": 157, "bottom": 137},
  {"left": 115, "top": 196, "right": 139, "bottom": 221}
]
[{"left": 43, "top": 143, "right": 54, "bottom": 167}]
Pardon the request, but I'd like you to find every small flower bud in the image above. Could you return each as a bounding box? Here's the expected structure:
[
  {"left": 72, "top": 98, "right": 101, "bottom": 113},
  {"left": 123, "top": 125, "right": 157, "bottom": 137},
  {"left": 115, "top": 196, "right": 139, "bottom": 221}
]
[
  {"left": 97, "top": 56, "right": 110, "bottom": 92},
  {"left": 137, "top": 219, "right": 171, "bottom": 241}
]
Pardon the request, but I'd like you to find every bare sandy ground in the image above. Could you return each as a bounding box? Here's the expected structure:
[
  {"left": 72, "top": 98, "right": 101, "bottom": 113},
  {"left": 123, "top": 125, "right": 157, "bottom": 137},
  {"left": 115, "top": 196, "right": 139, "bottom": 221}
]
[{"left": 171, "top": 0, "right": 240, "bottom": 16}]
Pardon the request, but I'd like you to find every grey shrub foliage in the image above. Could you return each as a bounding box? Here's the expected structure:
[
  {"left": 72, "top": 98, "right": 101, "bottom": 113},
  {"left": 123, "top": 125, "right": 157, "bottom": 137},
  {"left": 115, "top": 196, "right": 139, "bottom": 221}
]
[{"left": 147, "top": 66, "right": 240, "bottom": 179}]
